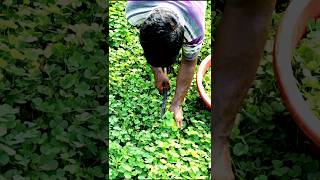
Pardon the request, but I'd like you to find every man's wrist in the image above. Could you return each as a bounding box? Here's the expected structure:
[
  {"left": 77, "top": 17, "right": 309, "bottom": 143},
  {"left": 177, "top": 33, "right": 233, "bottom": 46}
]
[
  {"left": 171, "top": 100, "right": 181, "bottom": 107},
  {"left": 151, "top": 66, "right": 162, "bottom": 76},
  {"left": 151, "top": 66, "right": 161, "bottom": 72}
]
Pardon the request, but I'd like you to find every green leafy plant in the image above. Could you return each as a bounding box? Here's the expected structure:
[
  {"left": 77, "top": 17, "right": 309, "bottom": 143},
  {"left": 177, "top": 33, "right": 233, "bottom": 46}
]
[
  {"left": 203, "top": 68, "right": 211, "bottom": 98},
  {"left": 0, "top": 1, "right": 107, "bottom": 178}
]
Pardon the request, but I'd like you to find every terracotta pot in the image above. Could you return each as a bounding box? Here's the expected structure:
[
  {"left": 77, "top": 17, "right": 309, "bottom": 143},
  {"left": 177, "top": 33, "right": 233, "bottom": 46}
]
[
  {"left": 196, "top": 55, "right": 211, "bottom": 109},
  {"left": 273, "top": 0, "right": 320, "bottom": 148}
]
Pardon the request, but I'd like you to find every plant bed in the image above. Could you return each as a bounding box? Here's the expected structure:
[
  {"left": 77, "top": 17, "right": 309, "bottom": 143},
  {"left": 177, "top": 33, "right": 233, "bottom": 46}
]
[
  {"left": 109, "top": 1, "right": 211, "bottom": 179},
  {"left": 0, "top": 1, "right": 107, "bottom": 179}
]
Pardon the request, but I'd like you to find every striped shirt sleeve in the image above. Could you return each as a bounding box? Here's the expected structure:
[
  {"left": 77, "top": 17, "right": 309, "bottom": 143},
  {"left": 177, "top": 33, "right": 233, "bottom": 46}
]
[
  {"left": 182, "top": 36, "right": 204, "bottom": 61},
  {"left": 181, "top": 1, "right": 206, "bottom": 61}
]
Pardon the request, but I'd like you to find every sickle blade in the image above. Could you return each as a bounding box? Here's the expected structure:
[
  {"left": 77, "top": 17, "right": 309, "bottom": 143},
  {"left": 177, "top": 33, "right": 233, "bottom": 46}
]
[{"left": 161, "top": 90, "right": 168, "bottom": 117}]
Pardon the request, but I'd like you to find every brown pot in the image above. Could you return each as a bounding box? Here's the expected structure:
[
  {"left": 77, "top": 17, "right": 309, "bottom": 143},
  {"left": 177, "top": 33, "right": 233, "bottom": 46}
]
[{"left": 273, "top": 0, "right": 320, "bottom": 148}]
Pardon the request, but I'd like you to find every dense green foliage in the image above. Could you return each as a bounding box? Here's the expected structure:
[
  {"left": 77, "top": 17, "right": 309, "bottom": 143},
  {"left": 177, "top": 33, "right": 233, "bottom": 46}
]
[
  {"left": 0, "top": 1, "right": 107, "bottom": 179},
  {"left": 203, "top": 69, "right": 211, "bottom": 99},
  {"left": 109, "top": 1, "right": 211, "bottom": 179},
  {"left": 293, "top": 19, "right": 320, "bottom": 119},
  {"left": 212, "top": 8, "right": 320, "bottom": 180}
]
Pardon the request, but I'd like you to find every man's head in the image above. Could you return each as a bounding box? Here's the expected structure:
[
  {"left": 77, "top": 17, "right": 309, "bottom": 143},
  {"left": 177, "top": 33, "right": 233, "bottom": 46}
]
[{"left": 139, "top": 7, "right": 184, "bottom": 68}]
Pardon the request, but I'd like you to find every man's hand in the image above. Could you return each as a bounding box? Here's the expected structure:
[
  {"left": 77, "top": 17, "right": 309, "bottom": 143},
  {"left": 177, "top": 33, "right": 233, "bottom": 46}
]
[
  {"left": 155, "top": 72, "right": 170, "bottom": 95},
  {"left": 170, "top": 104, "right": 183, "bottom": 128},
  {"left": 152, "top": 67, "right": 170, "bottom": 94}
]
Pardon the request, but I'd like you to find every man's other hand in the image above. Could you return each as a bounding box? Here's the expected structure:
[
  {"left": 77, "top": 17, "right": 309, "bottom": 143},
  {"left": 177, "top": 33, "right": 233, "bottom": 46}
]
[
  {"left": 170, "top": 104, "right": 183, "bottom": 128},
  {"left": 152, "top": 67, "right": 170, "bottom": 94}
]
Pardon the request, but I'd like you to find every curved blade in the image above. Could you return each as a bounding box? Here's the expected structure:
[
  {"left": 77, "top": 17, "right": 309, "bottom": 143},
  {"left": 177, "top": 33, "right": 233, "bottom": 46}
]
[{"left": 161, "top": 90, "right": 168, "bottom": 117}]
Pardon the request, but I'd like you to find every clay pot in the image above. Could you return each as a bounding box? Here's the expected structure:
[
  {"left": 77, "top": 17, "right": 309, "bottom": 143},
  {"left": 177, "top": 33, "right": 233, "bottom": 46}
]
[{"left": 273, "top": 0, "right": 320, "bottom": 148}]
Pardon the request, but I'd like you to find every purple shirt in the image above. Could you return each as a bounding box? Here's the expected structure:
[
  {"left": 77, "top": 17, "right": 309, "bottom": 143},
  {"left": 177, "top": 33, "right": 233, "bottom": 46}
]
[{"left": 126, "top": 1, "right": 206, "bottom": 60}]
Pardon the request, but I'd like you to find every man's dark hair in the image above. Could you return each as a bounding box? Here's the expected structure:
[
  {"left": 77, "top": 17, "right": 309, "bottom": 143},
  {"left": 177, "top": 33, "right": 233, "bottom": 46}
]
[{"left": 139, "top": 8, "right": 184, "bottom": 68}]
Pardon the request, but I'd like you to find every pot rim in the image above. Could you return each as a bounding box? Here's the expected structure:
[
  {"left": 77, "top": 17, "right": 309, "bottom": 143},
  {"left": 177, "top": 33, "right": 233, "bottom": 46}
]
[{"left": 196, "top": 54, "right": 211, "bottom": 109}]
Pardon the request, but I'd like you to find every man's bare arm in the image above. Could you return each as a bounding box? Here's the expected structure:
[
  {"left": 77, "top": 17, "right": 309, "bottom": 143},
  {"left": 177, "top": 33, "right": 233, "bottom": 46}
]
[{"left": 170, "top": 57, "right": 197, "bottom": 128}]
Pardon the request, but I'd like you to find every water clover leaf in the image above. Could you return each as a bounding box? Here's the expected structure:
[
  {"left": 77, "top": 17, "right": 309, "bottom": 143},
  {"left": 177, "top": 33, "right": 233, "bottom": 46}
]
[
  {"left": 0, "top": 19, "right": 17, "bottom": 29},
  {"left": 0, "top": 153, "right": 9, "bottom": 166},
  {"left": 74, "top": 82, "right": 91, "bottom": 97},
  {"left": 39, "top": 159, "right": 59, "bottom": 171},
  {"left": 232, "top": 143, "right": 249, "bottom": 156},
  {"left": 162, "top": 111, "right": 178, "bottom": 130},
  {"left": 0, "top": 143, "right": 16, "bottom": 156},
  {"left": 122, "top": 164, "right": 133, "bottom": 172},
  {"left": 10, "top": 49, "right": 25, "bottom": 60},
  {"left": 0, "top": 104, "right": 18, "bottom": 115},
  {"left": 254, "top": 175, "right": 268, "bottom": 180},
  {"left": 0, "top": 124, "right": 7, "bottom": 137},
  {"left": 288, "top": 165, "right": 302, "bottom": 178},
  {"left": 60, "top": 74, "right": 78, "bottom": 89},
  {"left": 164, "top": 111, "right": 173, "bottom": 120}
]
